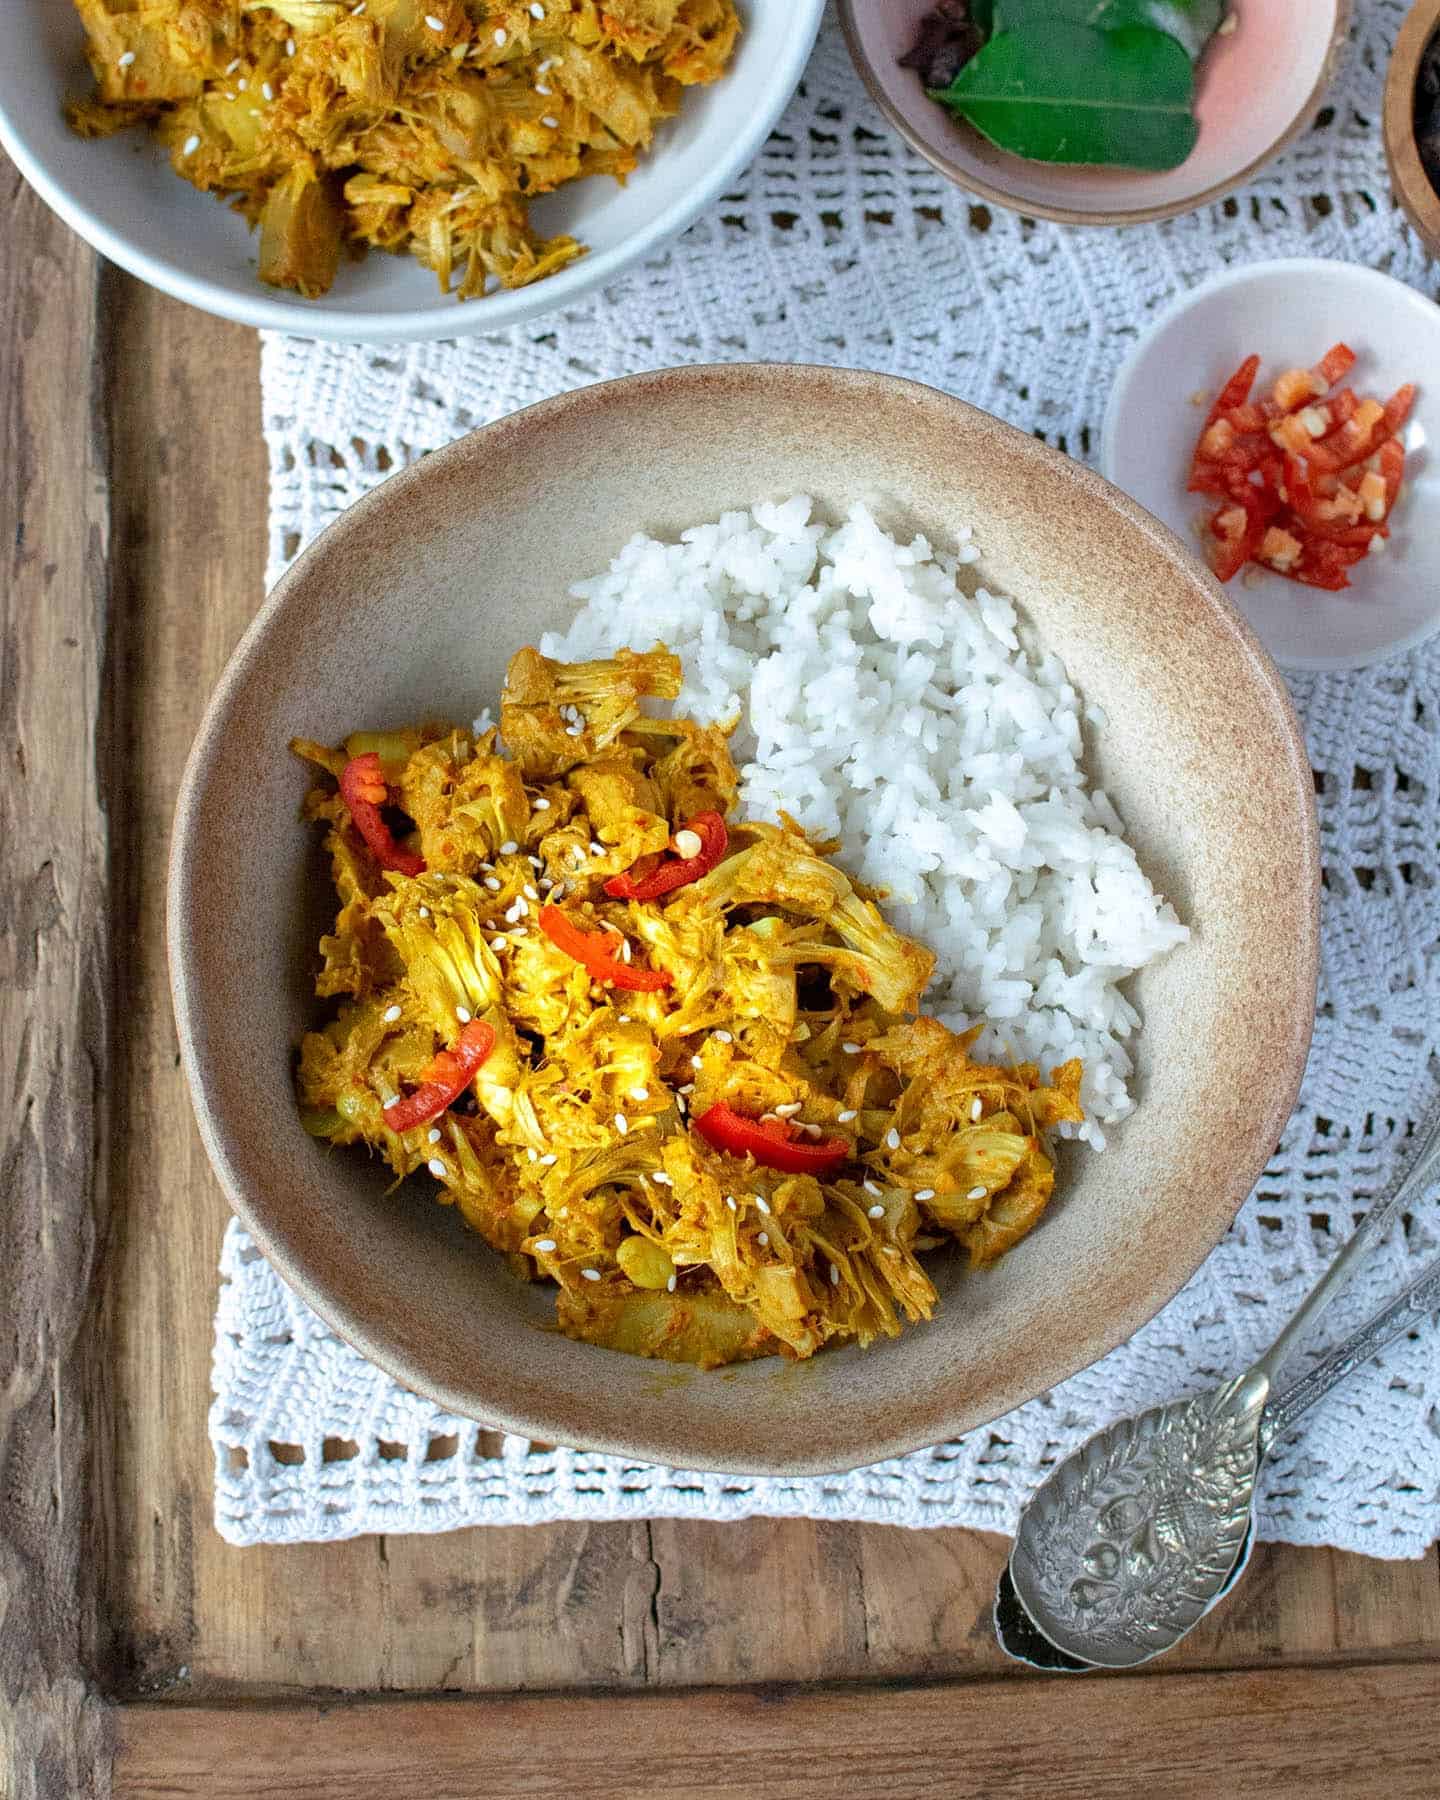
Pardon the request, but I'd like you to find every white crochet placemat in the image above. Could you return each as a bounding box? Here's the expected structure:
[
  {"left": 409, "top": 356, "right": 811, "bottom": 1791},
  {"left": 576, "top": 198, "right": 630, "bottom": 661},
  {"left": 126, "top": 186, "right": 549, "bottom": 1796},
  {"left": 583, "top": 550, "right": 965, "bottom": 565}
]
[{"left": 215, "top": 2, "right": 1440, "bottom": 1553}]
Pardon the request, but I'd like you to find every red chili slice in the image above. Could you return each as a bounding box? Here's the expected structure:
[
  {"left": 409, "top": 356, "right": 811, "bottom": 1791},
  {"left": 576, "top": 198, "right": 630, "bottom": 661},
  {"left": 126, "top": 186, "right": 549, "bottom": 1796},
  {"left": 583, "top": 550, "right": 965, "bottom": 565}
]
[
  {"left": 604, "top": 812, "right": 729, "bottom": 902},
  {"left": 693, "top": 1101, "right": 851, "bottom": 1175},
  {"left": 538, "top": 903, "right": 674, "bottom": 991},
  {"left": 383, "top": 1019, "right": 497, "bottom": 1133},
  {"left": 339, "top": 753, "right": 425, "bottom": 878}
]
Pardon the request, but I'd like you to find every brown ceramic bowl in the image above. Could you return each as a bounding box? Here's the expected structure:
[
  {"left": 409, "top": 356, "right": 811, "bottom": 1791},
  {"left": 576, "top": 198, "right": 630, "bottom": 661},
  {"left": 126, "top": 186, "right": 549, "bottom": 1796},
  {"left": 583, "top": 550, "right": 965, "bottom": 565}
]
[
  {"left": 839, "top": 0, "right": 1352, "bottom": 227},
  {"left": 169, "top": 364, "right": 1318, "bottom": 1475},
  {"left": 1384, "top": 0, "right": 1440, "bottom": 259}
]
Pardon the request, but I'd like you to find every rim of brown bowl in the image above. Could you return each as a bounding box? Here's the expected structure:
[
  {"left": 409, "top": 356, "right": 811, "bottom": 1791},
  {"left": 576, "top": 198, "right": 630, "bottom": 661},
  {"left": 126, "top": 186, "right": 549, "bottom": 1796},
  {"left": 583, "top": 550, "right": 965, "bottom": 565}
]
[
  {"left": 837, "top": 0, "right": 1353, "bottom": 228},
  {"left": 1384, "top": 0, "right": 1440, "bottom": 258},
  {"left": 168, "top": 363, "right": 1319, "bottom": 1476}
]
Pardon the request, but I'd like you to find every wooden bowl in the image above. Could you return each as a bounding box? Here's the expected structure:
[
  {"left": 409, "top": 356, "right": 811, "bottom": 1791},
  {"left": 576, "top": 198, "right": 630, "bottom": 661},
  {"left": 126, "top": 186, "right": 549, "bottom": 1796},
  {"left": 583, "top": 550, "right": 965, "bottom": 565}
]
[
  {"left": 1384, "top": 0, "right": 1440, "bottom": 259},
  {"left": 168, "top": 364, "right": 1319, "bottom": 1475},
  {"left": 839, "top": 0, "right": 1352, "bottom": 227}
]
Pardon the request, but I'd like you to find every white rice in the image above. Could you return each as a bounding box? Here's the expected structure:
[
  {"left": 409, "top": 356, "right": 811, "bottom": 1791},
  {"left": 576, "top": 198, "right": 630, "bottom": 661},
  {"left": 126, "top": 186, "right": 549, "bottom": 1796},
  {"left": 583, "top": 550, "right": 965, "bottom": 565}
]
[{"left": 543, "top": 498, "right": 1188, "bottom": 1147}]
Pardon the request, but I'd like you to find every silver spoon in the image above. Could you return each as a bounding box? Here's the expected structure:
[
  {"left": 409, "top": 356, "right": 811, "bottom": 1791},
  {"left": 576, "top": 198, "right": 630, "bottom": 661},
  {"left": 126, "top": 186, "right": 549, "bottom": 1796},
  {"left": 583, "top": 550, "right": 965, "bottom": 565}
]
[
  {"left": 1000, "top": 1112, "right": 1440, "bottom": 1670},
  {"left": 995, "top": 1248, "right": 1440, "bottom": 1669}
]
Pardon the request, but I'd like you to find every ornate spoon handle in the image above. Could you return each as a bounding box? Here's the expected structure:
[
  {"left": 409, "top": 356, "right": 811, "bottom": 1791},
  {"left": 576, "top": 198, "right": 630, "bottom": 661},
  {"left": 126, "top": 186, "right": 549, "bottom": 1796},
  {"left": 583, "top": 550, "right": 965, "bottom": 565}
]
[
  {"left": 1254, "top": 1108, "right": 1440, "bottom": 1385},
  {"left": 1261, "top": 1249, "right": 1440, "bottom": 1452}
]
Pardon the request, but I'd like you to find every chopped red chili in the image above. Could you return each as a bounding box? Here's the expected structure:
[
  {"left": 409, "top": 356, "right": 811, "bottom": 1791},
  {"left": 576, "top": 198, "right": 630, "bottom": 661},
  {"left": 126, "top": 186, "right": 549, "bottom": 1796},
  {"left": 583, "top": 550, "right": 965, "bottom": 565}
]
[
  {"left": 538, "top": 904, "right": 674, "bottom": 991},
  {"left": 383, "top": 1019, "right": 497, "bottom": 1134},
  {"left": 339, "top": 752, "right": 425, "bottom": 877},
  {"left": 693, "top": 1101, "right": 851, "bottom": 1175},
  {"left": 604, "top": 811, "right": 729, "bottom": 902},
  {"left": 1187, "top": 344, "right": 1413, "bottom": 593}
]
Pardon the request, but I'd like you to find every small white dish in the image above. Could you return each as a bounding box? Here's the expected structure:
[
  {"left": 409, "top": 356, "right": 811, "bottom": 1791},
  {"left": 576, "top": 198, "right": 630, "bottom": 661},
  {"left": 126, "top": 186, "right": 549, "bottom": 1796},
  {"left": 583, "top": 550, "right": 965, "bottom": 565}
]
[
  {"left": 1102, "top": 259, "right": 1439, "bottom": 674},
  {"left": 0, "top": 0, "right": 823, "bottom": 344}
]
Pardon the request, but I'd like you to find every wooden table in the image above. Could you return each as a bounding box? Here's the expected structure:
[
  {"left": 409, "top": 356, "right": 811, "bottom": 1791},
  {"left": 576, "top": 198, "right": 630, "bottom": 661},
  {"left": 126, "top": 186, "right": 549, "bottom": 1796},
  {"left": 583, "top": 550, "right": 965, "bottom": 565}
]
[{"left": 5, "top": 163, "right": 1440, "bottom": 1798}]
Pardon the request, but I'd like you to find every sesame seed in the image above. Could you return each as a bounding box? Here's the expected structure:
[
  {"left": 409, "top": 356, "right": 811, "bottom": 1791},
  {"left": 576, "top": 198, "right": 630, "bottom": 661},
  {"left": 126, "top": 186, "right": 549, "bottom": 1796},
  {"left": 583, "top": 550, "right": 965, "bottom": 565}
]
[
  {"left": 383, "top": 1004, "right": 402, "bottom": 1023},
  {"left": 511, "top": 927, "right": 527, "bottom": 939},
  {"left": 863, "top": 1179, "right": 881, "bottom": 1196},
  {"left": 538, "top": 56, "right": 555, "bottom": 70},
  {"left": 524, "top": 885, "right": 539, "bottom": 901},
  {"left": 842, "top": 1041, "right": 862, "bottom": 1054},
  {"left": 758, "top": 1231, "right": 769, "bottom": 1247},
  {"left": 286, "top": 38, "right": 296, "bottom": 55},
  {"left": 418, "top": 905, "right": 430, "bottom": 918},
  {"left": 484, "top": 875, "right": 501, "bottom": 892},
  {"left": 225, "top": 57, "right": 241, "bottom": 73},
  {"left": 666, "top": 1274, "right": 677, "bottom": 1291},
  {"left": 673, "top": 828, "right": 703, "bottom": 859},
  {"left": 725, "top": 1195, "right": 737, "bottom": 1212},
  {"left": 883, "top": 1246, "right": 899, "bottom": 1258},
  {"left": 714, "top": 1030, "right": 733, "bottom": 1044},
  {"left": 261, "top": 81, "right": 274, "bottom": 99},
  {"left": 614, "top": 1113, "right": 629, "bottom": 1134},
  {"left": 427, "top": 1127, "right": 442, "bottom": 1144},
  {"left": 237, "top": 77, "right": 247, "bottom": 89},
  {"left": 425, "top": 13, "right": 444, "bottom": 28},
  {"left": 456, "top": 1005, "right": 471, "bottom": 1023},
  {"left": 181, "top": 134, "right": 200, "bottom": 156},
  {"left": 530, "top": 1, "right": 544, "bottom": 14},
  {"left": 541, "top": 115, "right": 558, "bottom": 128},
  {"left": 631, "top": 1086, "right": 649, "bottom": 1102},
  {"left": 968, "top": 1185, "right": 987, "bottom": 1201},
  {"left": 589, "top": 841, "right": 605, "bottom": 857},
  {"left": 494, "top": 26, "right": 507, "bottom": 43},
  {"left": 581, "top": 1267, "right": 600, "bottom": 1281},
  {"left": 351, "top": 1, "right": 365, "bottom": 12},
  {"left": 117, "top": 50, "right": 136, "bottom": 67},
  {"left": 535, "top": 83, "right": 551, "bottom": 94},
  {"left": 970, "top": 1098, "right": 983, "bottom": 1121},
  {"left": 914, "top": 1187, "right": 936, "bottom": 1201},
  {"left": 533, "top": 797, "right": 551, "bottom": 811},
  {"left": 885, "top": 1128, "right": 901, "bottom": 1150},
  {"left": 868, "top": 1204, "right": 885, "bottom": 1219},
  {"left": 691, "top": 1055, "right": 703, "bottom": 1070},
  {"left": 565, "top": 723, "right": 583, "bottom": 737},
  {"left": 504, "top": 901, "right": 523, "bottom": 923},
  {"left": 619, "top": 939, "right": 632, "bottom": 962},
  {"left": 755, "top": 1195, "right": 771, "bottom": 1215},
  {"left": 830, "top": 1264, "right": 840, "bottom": 1286},
  {"left": 534, "top": 1238, "right": 557, "bottom": 1253},
  {"left": 674, "top": 1093, "right": 687, "bottom": 1113},
  {"left": 491, "top": 936, "right": 507, "bottom": 951},
  {"left": 527, "top": 1147, "right": 538, "bottom": 1162},
  {"left": 427, "top": 1158, "right": 446, "bottom": 1177},
  {"left": 500, "top": 840, "right": 519, "bottom": 855},
  {"left": 651, "top": 1171, "right": 672, "bottom": 1186},
  {"left": 801, "top": 1122, "right": 825, "bottom": 1138},
  {"left": 528, "top": 854, "right": 543, "bottom": 868},
  {"left": 678, "top": 1083, "right": 694, "bottom": 1096},
  {"left": 774, "top": 1101, "right": 802, "bottom": 1117},
  {"left": 618, "top": 1014, "right": 631, "bottom": 1023},
  {"left": 540, "top": 1152, "right": 557, "bottom": 1166},
  {"left": 837, "top": 1109, "right": 857, "bottom": 1122}
]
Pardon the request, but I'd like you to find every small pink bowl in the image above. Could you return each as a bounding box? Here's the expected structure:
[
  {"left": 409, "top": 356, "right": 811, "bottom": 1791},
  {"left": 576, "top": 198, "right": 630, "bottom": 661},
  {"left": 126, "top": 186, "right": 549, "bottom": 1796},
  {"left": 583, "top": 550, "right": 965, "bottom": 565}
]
[{"left": 839, "top": 0, "right": 1352, "bottom": 226}]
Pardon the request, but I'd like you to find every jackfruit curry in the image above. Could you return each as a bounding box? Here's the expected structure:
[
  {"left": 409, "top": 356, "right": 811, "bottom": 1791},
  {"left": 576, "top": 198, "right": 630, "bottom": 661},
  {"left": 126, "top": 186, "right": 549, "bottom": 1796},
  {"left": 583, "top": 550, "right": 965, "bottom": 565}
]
[
  {"left": 66, "top": 0, "right": 739, "bottom": 300},
  {"left": 292, "top": 645, "right": 1084, "bottom": 1367}
]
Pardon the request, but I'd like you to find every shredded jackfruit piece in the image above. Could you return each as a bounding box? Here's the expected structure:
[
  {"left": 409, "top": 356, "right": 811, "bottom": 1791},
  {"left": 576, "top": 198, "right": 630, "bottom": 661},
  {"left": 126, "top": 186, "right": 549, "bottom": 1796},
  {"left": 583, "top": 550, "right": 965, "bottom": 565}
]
[{"left": 291, "top": 644, "right": 1086, "bottom": 1367}]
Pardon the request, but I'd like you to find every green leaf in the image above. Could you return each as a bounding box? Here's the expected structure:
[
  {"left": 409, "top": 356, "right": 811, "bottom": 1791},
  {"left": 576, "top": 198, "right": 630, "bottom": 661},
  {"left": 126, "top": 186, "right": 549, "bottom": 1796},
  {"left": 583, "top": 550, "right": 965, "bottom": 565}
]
[
  {"left": 933, "top": 24, "right": 1200, "bottom": 170},
  {"left": 992, "top": 0, "right": 1225, "bottom": 61},
  {"left": 1089, "top": 0, "right": 1225, "bottom": 60}
]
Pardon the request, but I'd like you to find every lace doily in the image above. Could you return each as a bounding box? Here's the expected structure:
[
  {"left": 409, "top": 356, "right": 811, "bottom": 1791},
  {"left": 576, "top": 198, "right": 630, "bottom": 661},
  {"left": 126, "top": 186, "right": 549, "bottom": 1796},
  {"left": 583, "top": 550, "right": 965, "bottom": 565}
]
[{"left": 215, "top": 2, "right": 1440, "bottom": 1554}]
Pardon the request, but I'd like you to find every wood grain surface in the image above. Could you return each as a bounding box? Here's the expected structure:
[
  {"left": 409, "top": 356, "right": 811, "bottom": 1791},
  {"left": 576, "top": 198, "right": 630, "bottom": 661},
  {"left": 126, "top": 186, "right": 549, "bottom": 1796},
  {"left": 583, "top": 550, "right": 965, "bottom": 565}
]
[
  {"left": 109, "top": 1663, "right": 1440, "bottom": 1799},
  {"left": 4, "top": 152, "right": 1440, "bottom": 1800}
]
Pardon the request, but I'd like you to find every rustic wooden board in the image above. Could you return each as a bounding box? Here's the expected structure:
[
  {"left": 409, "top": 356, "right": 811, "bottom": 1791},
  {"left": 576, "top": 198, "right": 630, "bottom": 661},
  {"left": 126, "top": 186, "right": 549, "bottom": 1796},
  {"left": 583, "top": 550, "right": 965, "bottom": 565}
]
[
  {"left": 110, "top": 1665, "right": 1440, "bottom": 1798},
  {"left": 5, "top": 152, "right": 1440, "bottom": 1799}
]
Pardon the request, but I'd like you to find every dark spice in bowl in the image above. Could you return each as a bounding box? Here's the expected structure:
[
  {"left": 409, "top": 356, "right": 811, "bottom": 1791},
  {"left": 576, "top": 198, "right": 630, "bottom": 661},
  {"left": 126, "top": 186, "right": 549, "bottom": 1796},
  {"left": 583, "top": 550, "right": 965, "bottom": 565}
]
[
  {"left": 1419, "top": 28, "right": 1440, "bottom": 193},
  {"left": 898, "top": 1, "right": 984, "bottom": 89}
]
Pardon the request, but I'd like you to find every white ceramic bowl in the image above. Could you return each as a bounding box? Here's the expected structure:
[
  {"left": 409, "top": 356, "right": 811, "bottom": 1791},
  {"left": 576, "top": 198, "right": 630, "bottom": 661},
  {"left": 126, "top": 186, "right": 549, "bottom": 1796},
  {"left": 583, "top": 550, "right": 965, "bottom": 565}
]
[
  {"left": 0, "top": 1, "right": 822, "bottom": 343},
  {"left": 1102, "top": 260, "right": 1440, "bottom": 673}
]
